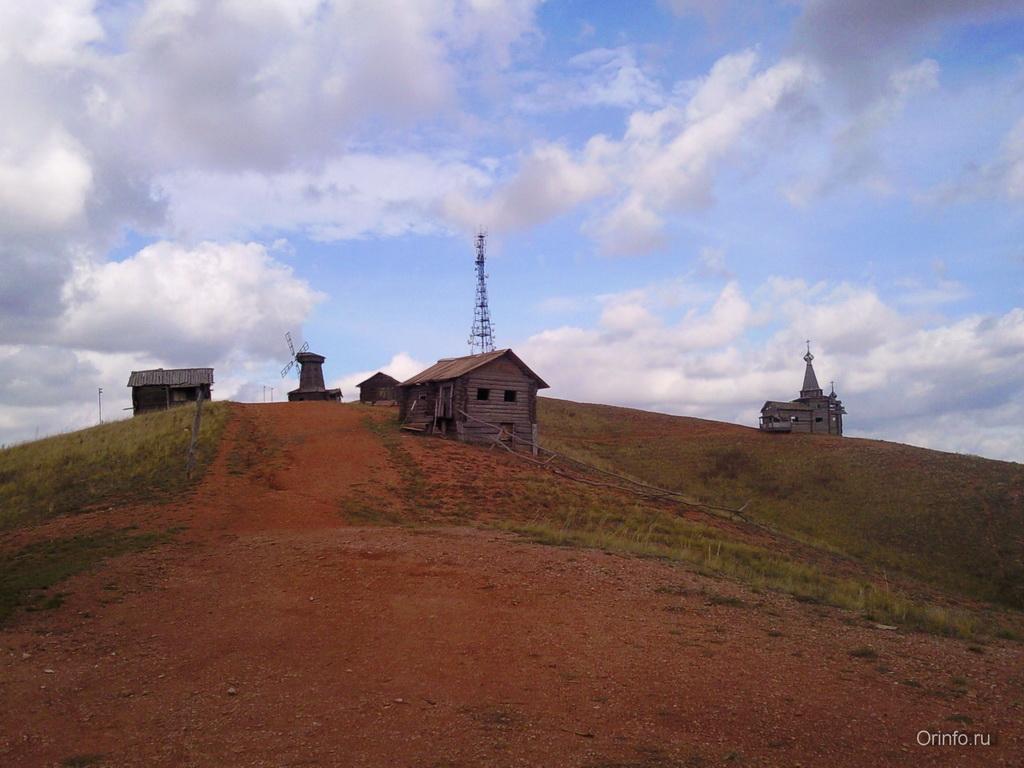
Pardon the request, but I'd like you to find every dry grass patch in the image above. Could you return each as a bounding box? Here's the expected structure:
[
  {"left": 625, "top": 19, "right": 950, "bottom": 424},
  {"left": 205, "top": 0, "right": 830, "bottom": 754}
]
[{"left": 0, "top": 403, "right": 230, "bottom": 530}]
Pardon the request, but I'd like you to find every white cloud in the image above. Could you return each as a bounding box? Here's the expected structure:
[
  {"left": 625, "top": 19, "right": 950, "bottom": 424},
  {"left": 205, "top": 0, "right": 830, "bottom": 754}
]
[
  {"left": 585, "top": 193, "right": 666, "bottom": 256},
  {"left": 584, "top": 51, "right": 815, "bottom": 253},
  {"left": 442, "top": 48, "right": 816, "bottom": 250},
  {"left": 444, "top": 142, "right": 611, "bottom": 234},
  {"left": 0, "top": 129, "right": 94, "bottom": 233},
  {"left": 59, "top": 240, "right": 324, "bottom": 360},
  {"left": 161, "top": 153, "right": 488, "bottom": 241},
  {"left": 0, "top": 0, "right": 103, "bottom": 68},
  {"left": 119, "top": 0, "right": 540, "bottom": 171}
]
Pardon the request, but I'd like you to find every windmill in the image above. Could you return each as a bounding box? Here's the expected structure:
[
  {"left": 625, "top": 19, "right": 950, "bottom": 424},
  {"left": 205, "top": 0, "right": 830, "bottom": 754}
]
[
  {"left": 280, "top": 331, "right": 309, "bottom": 379},
  {"left": 278, "top": 332, "right": 342, "bottom": 402}
]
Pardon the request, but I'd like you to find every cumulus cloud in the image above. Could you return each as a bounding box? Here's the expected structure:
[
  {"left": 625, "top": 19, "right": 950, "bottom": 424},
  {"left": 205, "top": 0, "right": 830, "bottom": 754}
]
[
  {"left": 472, "top": 49, "right": 816, "bottom": 251},
  {"left": 444, "top": 142, "right": 611, "bottom": 234},
  {"left": 585, "top": 193, "right": 666, "bottom": 256},
  {"left": 523, "top": 277, "right": 1024, "bottom": 461},
  {"left": 0, "top": 240, "right": 323, "bottom": 443},
  {"left": 0, "top": 0, "right": 103, "bottom": 68},
  {"left": 584, "top": 51, "right": 815, "bottom": 253},
  {"left": 59, "top": 241, "right": 323, "bottom": 361},
  {"left": 0, "top": 345, "right": 100, "bottom": 408},
  {"left": 0, "top": 129, "right": 93, "bottom": 233}
]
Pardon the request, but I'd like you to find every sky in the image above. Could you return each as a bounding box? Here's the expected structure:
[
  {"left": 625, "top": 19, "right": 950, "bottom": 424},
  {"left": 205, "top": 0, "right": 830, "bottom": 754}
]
[{"left": 1, "top": 0, "right": 1023, "bottom": 461}]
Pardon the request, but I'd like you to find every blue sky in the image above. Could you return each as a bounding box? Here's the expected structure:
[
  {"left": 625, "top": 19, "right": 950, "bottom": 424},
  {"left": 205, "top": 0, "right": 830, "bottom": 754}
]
[{"left": 1, "top": 0, "right": 1023, "bottom": 460}]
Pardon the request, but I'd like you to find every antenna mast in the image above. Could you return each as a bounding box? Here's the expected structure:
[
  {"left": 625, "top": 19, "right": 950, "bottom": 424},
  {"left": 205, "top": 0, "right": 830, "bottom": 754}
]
[{"left": 468, "top": 229, "right": 495, "bottom": 354}]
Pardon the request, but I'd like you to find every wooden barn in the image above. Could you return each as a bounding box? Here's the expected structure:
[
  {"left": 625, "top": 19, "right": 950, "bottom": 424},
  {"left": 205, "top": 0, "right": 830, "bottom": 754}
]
[
  {"left": 127, "top": 368, "right": 213, "bottom": 416},
  {"left": 397, "top": 349, "right": 548, "bottom": 450},
  {"left": 357, "top": 372, "right": 400, "bottom": 404}
]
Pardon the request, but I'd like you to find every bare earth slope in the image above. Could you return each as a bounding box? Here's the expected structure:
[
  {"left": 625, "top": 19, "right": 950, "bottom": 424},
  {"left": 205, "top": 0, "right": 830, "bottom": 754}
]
[{"left": 1, "top": 403, "right": 1022, "bottom": 767}]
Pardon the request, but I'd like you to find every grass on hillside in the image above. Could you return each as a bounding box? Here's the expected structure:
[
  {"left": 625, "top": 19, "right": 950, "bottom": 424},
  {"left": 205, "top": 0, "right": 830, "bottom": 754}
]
[
  {"left": 537, "top": 398, "right": 1024, "bottom": 610},
  {"left": 0, "top": 402, "right": 230, "bottom": 531},
  {"left": 353, "top": 414, "right": 1016, "bottom": 638},
  {"left": 491, "top": 479, "right": 1007, "bottom": 639},
  {"left": 0, "top": 528, "right": 169, "bottom": 625}
]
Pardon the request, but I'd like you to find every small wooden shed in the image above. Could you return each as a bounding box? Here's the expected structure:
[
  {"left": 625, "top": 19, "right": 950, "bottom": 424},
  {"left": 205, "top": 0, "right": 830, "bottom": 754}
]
[
  {"left": 127, "top": 368, "right": 213, "bottom": 416},
  {"left": 357, "top": 372, "right": 400, "bottom": 404},
  {"left": 397, "top": 349, "right": 548, "bottom": 449}
]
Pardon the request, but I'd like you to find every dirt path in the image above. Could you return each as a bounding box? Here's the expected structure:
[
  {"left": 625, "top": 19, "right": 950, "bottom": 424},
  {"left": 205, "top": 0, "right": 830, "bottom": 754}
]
[{"left": 1, "top": 403, "right": 1021, "bottom": 767}]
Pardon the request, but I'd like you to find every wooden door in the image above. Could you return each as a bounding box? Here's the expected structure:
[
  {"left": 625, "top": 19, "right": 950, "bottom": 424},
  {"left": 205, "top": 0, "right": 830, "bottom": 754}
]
[{"left": 440, "top": 383, "right": 454, "bottom": 419}]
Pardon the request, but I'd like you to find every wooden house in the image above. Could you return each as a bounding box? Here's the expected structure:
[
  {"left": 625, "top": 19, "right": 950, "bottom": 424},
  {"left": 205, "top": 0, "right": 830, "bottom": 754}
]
[
  {"left": 759, "top": 347, "right": 845, "bottom": 435},
  {"left": 397, "top": 349, "right": 548, "bottom": 450},
  {"left": 127, "top": 368, "right": 213, "bottom": 416},
  {"left": 357, "top": 372, "right": 400, "bottom": 404}
]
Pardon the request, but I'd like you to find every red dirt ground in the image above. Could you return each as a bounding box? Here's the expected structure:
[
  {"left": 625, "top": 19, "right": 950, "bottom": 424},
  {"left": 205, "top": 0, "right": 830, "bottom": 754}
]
[{"left": 1, "top": 403, "right": 1022, "bottom": 767}]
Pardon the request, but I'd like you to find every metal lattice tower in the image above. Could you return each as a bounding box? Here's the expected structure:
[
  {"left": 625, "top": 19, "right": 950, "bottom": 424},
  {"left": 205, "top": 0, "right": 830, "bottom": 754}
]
[{"left": 468, "top": 230, "right": 495, "bottom": 354}]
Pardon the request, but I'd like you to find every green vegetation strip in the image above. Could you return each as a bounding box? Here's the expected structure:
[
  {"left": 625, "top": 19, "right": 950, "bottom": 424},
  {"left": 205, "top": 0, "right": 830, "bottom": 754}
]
[
  {"left": 0, "top": 402, "right": 230, "bottom": 530},
  {"left": 345, "top": 415, "right": 442, "bottom": 524},
  {"left": 494, "top": 500, "right": 1011, "bottom": 640},
  {"left": 538, "top": 398, "right": 1024, "bottom": 610},
  {"left": 0, "top": 529, "right": 168, "bottom": 625}
]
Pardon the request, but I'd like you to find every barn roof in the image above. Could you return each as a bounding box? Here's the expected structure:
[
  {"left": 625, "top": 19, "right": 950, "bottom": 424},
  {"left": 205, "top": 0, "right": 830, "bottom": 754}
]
[
  {"left": 357, "top": 371, "right": 400, "bottom": 388},
  {"left": 399, "top": 349, "right": 549, "bottom": 388},
  {"left": 127, "top": 368, "right": 214, "bottom": 387}
]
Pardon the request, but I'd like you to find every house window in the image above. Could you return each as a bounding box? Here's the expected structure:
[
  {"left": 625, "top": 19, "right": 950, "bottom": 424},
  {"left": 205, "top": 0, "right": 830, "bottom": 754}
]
[
  {"left": 477, "top": 388, "right": 490, "bottom": 400},
  {"left": 504, "top": 390, "right": 517, "bottom": 402},
  {"left": 815, "top": 417, "right": 823, "bottom": 423}
]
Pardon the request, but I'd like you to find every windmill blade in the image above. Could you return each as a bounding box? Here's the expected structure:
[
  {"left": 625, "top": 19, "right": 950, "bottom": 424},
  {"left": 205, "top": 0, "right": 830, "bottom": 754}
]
[
  {"left": 298, "top": 341, "right": 309, "bottom": 354},
  {"left": 285, "top": 331, "right": 295, "bottom": 357},
  {"left": 281, "top": 360, "right": 295, "bottom": 378}
]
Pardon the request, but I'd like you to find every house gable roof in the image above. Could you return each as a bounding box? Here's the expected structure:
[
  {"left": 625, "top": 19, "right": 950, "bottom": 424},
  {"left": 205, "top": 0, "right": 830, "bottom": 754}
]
[
  {"left": 357, "top": 371, "right": 400, "bottom": 388},
  {"left": 399, "top": 349, "right": 549, "bottom": 388}
]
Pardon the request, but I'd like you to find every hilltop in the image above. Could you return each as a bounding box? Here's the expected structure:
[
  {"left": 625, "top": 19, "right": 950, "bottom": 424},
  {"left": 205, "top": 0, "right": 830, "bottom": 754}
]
[
  {"left": 0, "top": 402, "right": 1021, "bottom": 767},
  {"left": 539, "top": 397, "right": 1024, "bottom": 610}
]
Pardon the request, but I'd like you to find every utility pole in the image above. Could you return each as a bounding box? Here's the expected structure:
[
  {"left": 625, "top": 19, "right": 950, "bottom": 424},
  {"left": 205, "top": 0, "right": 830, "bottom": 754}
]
[{"left": 98, "top": 387, "right": 103, "bottom": 423}]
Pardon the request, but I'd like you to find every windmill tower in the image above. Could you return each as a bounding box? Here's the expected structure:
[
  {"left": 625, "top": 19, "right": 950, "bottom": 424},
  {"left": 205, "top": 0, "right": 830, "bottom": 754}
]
[
  {"left": 468, "top": 230, "right": 495, "bottom": 355},
  {"left": 280, "top": 332, "right": 341, "bottom": 402}
]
